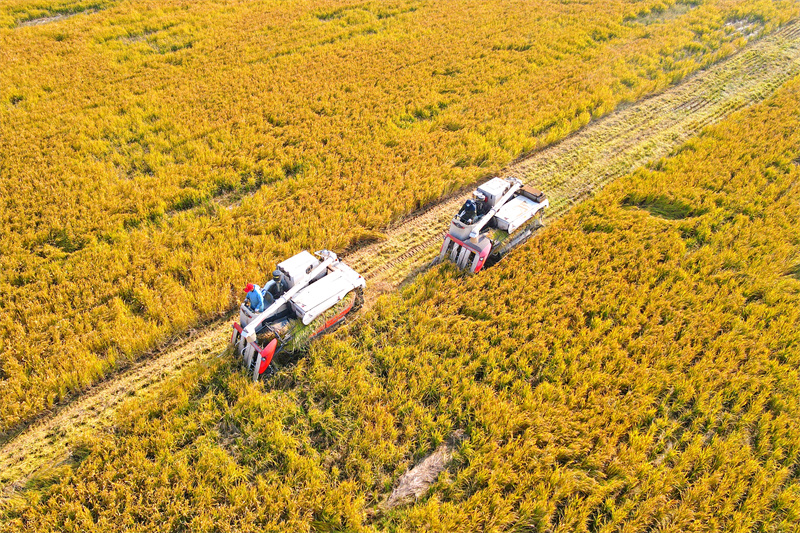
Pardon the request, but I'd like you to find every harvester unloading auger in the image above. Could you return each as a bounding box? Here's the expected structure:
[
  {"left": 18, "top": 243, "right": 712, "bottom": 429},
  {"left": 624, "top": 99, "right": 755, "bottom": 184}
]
[
  {"left": 231, "top": 250, "right": 365, "bottom": 381},
  {"left": 437, "top": 177, "right": 549, "bottom": 273}
]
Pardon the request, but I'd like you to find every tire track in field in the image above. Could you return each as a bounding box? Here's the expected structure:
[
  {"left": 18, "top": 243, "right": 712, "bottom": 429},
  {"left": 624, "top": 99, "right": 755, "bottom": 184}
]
[
  {"left": 347, "top": 20, "right": 800, "bottom": 286},
  {"left": 3, "top": 19, "right": 800, "bottom": 503}
]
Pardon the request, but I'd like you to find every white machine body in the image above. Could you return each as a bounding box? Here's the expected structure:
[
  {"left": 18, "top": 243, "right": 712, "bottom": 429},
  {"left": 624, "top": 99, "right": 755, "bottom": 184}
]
[
  {"left": 437, "top": 177, "right": 549, "bottom": 273},
  {"left": 231, "top": 250, "right": 365, "bottom": 380}
]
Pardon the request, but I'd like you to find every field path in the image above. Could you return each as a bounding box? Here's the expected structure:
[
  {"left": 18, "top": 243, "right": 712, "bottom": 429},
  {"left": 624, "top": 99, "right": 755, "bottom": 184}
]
[{"left": 3, "top": 20, "right": 800, "bottom": 502}]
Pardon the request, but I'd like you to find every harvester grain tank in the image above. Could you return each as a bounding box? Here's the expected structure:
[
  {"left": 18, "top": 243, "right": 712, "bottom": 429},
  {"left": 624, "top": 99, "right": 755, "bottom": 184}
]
[
  {"left": 231, "top": 250, "right": 365, "bottom": 380},
  {"left": 438, "top": 177, "right": 548, "bottom": 273}
]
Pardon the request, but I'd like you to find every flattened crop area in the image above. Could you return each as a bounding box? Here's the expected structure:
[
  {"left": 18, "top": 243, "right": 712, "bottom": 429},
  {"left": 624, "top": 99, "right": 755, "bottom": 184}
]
[{"left": 3, "top": 19, "right": 800, "bottom": 501}]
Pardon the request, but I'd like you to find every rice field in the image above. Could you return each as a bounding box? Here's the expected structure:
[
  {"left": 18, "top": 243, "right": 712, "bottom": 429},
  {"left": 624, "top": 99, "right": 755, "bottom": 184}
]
[
  {"left": 4, "top": 49, "right": 800, "bottom": 533},
  {"left": 2, "top": 0, "right": 796, "bottom": 432},
  {"left": 7, "top": 29, "right": 800, "bottom": 499}
]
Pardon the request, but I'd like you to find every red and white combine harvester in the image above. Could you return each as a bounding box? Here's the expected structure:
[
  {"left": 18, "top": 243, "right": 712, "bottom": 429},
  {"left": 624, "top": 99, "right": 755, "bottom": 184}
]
[
  {"left": 231, "top": 250, "right": 365, "bottom": 381},
  {"left": 438, "top": 177, "right": 549, "bottom": 273}
]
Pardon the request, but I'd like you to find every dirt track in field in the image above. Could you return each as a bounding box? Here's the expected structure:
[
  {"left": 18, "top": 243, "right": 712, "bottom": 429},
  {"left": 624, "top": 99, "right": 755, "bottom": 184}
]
[{"left": 3, "top": 20, "right": 800, "bottom": 503}]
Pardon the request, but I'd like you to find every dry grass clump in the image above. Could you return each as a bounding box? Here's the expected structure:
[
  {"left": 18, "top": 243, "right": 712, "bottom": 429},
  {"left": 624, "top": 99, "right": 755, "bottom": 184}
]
[
  {"left": 380, "top": 430, "right": 467, "bottom": 512},
  {"left": 4, "top": 66, "right": 800, "bottom": 532}
]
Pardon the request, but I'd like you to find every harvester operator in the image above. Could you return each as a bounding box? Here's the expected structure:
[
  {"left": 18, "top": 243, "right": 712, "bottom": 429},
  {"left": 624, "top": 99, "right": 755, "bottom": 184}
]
[
  {"left": 244, "top": 283, "right": 265, "bottom": 312},
  {"left": 266, "top": 270, "right": 287, "bottom": 299},
  {"left": 458, "top": 199, "right": 477, "bottom": 224},
  {"left": 474, "top": 191, "right": 489, "bottom": 216}
]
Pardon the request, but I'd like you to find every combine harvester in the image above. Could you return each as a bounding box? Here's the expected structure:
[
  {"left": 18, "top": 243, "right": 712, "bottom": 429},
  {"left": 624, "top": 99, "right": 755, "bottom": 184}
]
[
  {"left": 437, "top": 177, "right": 549, "bottom": 273},
  {"left": 231, "top": 250, "right": 365, "bottom": 381}
]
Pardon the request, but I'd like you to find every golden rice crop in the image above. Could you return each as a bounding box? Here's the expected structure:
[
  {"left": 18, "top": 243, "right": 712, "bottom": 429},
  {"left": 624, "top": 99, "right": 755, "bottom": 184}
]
[
  {"left": 0, "top": 0, "right": 796, "bottom": 430},
  {"left": 4, "top": 63, "right": 800, "bottom": 532}
]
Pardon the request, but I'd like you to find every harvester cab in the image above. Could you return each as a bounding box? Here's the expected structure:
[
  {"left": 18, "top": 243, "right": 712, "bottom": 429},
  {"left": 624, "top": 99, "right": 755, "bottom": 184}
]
[
  {"left": 437, "top": 177, "right": 549, "bottom": 273},
  {"left": 231, "top": 250, "right": 365, "bottom": 381}
]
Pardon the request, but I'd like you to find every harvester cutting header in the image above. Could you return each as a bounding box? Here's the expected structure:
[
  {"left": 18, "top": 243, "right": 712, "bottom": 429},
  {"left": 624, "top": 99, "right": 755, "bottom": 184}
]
[
  {"left": 438, "top": 177, "right": 549, "bottom": 273},
  {"left": 231, "top": 250, "right": 364, "bottom": 381}
]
